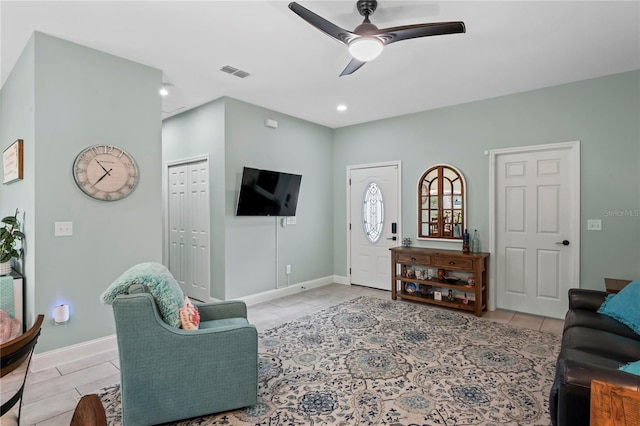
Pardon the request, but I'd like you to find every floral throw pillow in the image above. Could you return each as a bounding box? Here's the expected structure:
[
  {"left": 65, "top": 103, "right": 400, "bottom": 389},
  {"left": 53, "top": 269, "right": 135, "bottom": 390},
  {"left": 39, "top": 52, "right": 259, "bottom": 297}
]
[{"left": 180, "top": 296, "right": 200, "bottom": 330}]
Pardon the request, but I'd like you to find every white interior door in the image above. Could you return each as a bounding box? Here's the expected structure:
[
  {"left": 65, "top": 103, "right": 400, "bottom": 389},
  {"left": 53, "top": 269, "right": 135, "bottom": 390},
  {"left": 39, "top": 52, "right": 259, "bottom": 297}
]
[
  {"left": 168, "top": 159, "right": 210, "bottom": 302},
  {"left": 492, "top": 142, "right": 580, "bottom": 318},
  {"left": 348, "top": 162, "right": 401, "bottom": 290}
]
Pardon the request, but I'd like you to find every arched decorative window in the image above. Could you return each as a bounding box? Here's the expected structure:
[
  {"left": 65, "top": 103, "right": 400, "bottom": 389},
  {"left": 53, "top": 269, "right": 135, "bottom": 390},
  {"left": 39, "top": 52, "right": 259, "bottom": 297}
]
[
  {"left": 418, "top": 165, "right": 465, "bottom": 240},
  {"left": 363, "top": 182, "right": 384, "bottom": 243}
]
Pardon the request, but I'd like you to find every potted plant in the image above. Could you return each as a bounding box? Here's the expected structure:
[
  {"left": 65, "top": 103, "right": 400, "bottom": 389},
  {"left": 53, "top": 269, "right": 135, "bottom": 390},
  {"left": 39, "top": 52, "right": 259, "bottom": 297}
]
[{"left": 0, "top": 209, "right": 25, "bottom": 276}]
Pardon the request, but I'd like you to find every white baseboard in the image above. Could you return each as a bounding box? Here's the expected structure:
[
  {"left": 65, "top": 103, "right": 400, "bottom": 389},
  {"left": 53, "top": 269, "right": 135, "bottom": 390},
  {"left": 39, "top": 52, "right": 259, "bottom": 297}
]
[
  {"left": 333, "top": 275, "right": 349, "bottom": 285},
  {"left": 30, "top": 276, "right": 349, "bottom": 370},
  {"left": 239, "top": 275, "right": 338, "bottom": 306},
  {"left": 31, "top": 334, "right": 118, "bottom": 372}
]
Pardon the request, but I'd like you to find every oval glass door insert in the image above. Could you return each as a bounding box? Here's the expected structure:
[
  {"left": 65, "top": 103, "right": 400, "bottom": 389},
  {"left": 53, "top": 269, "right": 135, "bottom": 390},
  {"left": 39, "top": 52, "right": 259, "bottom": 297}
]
[{"left": 363, "top": 182, "right": 384, "bottom": 243}]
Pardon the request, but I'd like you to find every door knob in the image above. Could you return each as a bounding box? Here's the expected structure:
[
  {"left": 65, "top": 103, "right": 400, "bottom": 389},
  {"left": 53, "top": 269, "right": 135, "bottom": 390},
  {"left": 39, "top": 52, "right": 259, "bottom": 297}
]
[
  {"left": 387, "top": 236, "right": 397, "bottom": 241},
  {"left": 555, "top": 240, "right": 570, "bottom": 246}
]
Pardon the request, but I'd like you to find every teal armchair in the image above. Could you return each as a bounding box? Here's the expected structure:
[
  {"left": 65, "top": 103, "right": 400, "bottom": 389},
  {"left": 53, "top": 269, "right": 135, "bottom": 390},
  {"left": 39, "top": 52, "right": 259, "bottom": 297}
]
[{"left": 112, "top": 293, "right": 258, "bottom": 425}]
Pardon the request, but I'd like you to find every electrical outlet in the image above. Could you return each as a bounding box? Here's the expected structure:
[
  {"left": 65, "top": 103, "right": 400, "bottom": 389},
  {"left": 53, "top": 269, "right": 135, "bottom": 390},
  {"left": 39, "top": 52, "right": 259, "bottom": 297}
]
[
  {"left": 286, "top": 265, "right": 291, "bottom": 275},
  {"left": 587, "top": 219, "right": 602, "bottom": 231},
  {"left": 54, "top": 221, "right": 73, "bottom": 236}
]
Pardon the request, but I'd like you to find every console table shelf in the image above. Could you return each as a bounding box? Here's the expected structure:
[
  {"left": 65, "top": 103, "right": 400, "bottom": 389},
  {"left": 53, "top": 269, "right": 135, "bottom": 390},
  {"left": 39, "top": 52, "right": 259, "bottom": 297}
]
[{"left": 390, "top": 247, "right": 489, "bottom": 317}]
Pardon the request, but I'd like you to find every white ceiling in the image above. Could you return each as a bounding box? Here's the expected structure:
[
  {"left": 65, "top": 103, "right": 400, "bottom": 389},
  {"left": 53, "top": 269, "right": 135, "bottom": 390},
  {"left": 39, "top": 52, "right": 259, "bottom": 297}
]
[{"left": 1, "top": 1, "right": 639, "bottom": 129}]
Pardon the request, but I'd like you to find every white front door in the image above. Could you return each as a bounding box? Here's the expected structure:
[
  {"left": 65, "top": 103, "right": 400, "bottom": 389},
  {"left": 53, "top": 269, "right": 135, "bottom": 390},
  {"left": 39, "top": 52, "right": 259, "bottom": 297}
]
[
  {"left": 168, "top": 159, "right": 210, "bottom": 302},
  {"left": 492, "top": 142, "right": 580, "bottom": 318},
  {"left": 348, "top": 162, "right": 401, "bottom": 291}
]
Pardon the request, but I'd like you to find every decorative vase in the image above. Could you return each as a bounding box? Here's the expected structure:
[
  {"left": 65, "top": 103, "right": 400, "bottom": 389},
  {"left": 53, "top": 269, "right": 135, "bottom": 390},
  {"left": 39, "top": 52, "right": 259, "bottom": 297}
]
[
  {"left": 462, "top": 228, "right": 470, "bottom": 253},
  {"left": 471, "top": 230, "right": 480, "bottom": 252},
  {"left": 0, "top": 261, "right": 11, "bottom": 276}
]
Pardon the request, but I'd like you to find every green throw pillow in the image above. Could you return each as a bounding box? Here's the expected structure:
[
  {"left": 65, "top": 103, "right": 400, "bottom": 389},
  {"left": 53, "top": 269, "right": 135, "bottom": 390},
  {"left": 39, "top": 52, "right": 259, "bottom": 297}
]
[
  {"left": 100, "top": 262, "right": 183, "bottom": 327},
  {"left": 598, "top": 280, "right": 640, "bottom": 335}
]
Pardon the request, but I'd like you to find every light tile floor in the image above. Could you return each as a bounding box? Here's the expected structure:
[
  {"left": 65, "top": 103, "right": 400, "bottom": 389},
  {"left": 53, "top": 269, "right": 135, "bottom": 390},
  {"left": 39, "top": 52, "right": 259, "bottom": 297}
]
[{"left": 8, "top": 283, "right": 564, "bottom": 425}]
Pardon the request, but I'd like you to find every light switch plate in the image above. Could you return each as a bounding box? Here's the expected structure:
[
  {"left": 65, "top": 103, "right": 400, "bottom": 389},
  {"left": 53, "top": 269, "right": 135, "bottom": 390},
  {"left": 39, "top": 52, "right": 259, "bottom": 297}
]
[
  {"left": 587, "top": 219, "right": 602, "bottom": 231},
  {"left": 55, "top": 221, "right": 73, "bottom": 236}
]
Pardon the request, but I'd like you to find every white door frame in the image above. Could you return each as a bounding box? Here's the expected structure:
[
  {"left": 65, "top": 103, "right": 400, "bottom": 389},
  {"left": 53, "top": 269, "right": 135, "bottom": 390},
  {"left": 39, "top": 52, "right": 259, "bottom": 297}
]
[
  {"left": 164, "top": 155, "right": 211, "bottom": 296},
  {"left": 347, "top": 160, "right": 402, "bottom": 286},
  {"left": 488, "top": 141, "right": 580, "bottom": 311}
]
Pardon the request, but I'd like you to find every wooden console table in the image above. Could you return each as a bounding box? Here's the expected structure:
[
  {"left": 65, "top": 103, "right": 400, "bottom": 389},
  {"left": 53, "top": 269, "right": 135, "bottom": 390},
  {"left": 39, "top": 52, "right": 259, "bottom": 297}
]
[{"left": 390, "top": 247, "right": 489, "bottom": 317}]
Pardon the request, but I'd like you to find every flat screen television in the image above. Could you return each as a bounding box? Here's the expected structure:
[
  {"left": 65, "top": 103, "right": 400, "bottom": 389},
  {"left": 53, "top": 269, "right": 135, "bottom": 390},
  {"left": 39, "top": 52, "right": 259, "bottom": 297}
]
[{"left": 236, "top": 167, "right": 302, "bottom": 216}]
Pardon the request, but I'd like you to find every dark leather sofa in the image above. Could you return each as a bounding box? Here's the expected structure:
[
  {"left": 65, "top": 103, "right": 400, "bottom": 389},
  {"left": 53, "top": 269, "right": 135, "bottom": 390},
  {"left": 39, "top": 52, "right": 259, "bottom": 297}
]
[{"left": 549, "top": 288, "right": 640, "bottom": 426}]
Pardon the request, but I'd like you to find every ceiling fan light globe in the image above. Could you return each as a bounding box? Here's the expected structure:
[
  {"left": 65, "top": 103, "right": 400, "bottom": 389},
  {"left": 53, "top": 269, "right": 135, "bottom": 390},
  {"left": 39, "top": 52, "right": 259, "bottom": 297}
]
[{"left": 348, "top": 38, "right": 383, "bottom": 62}]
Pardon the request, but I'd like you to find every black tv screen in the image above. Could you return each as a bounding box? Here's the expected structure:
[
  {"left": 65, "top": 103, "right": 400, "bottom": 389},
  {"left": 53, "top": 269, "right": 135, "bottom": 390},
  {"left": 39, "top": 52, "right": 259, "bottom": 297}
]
[{"left": 236, "top": 167, "right": 302, "bottom": 216}]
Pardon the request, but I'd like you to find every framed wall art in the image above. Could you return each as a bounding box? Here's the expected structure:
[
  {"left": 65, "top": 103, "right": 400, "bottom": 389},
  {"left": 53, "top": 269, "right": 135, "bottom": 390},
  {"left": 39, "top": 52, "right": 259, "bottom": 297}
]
[{"left": 3, "top": 139, "right": 24, "bottom": 184}]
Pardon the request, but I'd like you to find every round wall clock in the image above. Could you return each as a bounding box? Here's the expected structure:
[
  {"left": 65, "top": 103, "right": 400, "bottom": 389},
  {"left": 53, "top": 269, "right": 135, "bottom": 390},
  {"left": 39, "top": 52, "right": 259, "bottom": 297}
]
[{"left": 73, "top": 145, "right": 139, "bottom": 201}]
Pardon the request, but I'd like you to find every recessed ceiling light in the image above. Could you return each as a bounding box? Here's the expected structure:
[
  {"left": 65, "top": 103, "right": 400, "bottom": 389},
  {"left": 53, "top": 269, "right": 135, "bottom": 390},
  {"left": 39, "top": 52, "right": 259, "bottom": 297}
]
[
  {"left": 159, "top": 87, "right": 169, "bottom": 96},
  {"left": 337, "top": 104, "right": 347, "bottom": 112}
]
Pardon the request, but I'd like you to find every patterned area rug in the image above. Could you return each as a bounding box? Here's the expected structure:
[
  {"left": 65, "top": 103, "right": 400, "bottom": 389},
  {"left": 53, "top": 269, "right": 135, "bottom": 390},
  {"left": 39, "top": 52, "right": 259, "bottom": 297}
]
[{"left": 99, "top": 296, "right": 561, "bottom": 425}]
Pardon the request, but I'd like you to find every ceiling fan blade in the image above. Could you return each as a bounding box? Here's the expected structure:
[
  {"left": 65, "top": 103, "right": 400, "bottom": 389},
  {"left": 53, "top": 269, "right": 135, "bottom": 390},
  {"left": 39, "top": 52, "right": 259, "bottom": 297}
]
[
  {"left": 289, "top": 2, "right": 355, "bottom": 45},
  {"left": 378, "top": 21, "right": 465, "bottom": 45},
  {"left": 339, "top": 58, "right": 367, "bottom": 77}
]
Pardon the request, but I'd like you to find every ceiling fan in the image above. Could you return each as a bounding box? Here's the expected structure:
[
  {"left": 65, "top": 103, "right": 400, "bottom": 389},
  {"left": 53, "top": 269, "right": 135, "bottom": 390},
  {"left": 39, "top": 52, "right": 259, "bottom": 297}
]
[{"left": 288, "top": 0, "right": 465, "bottom": 76}]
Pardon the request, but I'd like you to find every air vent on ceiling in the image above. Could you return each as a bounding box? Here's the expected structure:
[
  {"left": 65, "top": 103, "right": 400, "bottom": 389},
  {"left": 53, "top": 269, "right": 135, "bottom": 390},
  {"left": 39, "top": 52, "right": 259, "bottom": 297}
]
[{"left": 220, "top": 65, "right": 251, "bottom": 79}]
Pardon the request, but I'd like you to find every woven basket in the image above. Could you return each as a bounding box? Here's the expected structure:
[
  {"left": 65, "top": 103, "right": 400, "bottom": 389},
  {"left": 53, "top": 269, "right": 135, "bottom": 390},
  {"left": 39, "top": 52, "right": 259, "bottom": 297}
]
[{"left": 0, "top": 261, "right": 11, "bottom": 276}]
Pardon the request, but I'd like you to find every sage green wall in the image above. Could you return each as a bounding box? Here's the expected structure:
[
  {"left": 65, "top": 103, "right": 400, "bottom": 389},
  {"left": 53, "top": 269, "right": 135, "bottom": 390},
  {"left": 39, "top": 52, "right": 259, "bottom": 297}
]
[
  {"left": 162, "top": 97, "right": 334, "bottom": 300},
  {"left": 2, "top": 33, "right": 163, "bottom": 352},
  {"left": 162, "top": 98, "right": 226, "bottom": 300},
  {"left": 333, "top": 70, "right": 640, "bottom": 291},
  {"left": 224, "top": 98, "right": 334, "bottom": 299},
  {"left": 0, "top": 36, "right": 36, "bottom": 322}
]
